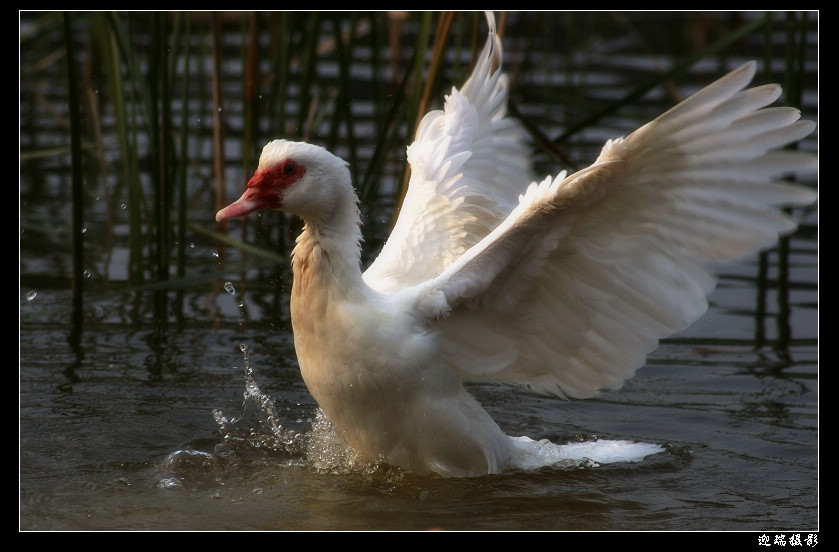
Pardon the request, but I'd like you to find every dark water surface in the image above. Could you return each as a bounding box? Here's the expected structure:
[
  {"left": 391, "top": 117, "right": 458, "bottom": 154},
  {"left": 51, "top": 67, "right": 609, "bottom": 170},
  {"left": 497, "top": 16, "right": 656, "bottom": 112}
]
[{"left": 20, "top": 11, "right": 818, "bottom": 532}]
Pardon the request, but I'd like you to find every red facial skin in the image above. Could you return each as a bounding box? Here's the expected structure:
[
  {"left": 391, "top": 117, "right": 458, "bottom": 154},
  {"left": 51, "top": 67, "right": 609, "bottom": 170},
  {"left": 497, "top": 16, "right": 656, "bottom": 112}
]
[{"left": 215, "top": 159, "right": 306, "bottom": 222}]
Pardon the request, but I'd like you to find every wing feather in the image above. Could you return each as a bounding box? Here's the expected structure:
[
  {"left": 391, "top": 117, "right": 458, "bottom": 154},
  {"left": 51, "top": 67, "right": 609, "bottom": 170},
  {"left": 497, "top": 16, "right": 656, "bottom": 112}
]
[
  {"left": 363, "top": 12, "right": 535, "bottom": 295},
  {"left": 416, "top": 60, "right": 816, "bottom": 398}
]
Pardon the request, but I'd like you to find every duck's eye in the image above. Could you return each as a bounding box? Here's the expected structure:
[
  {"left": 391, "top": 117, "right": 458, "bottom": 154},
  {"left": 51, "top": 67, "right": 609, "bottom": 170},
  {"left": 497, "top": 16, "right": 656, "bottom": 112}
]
[{"left": 284, "top": 162, "right": 297, "bottom": 175}]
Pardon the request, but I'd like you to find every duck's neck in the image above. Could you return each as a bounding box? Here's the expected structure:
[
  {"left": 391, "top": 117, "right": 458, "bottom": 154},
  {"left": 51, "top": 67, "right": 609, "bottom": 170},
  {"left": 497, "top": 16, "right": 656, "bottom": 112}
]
[
  {"left": 289, "top": 192, "right": 366, "bottom": 303},
  {"left": 289, "top": 198, "right": 368, "bottom": 396}
]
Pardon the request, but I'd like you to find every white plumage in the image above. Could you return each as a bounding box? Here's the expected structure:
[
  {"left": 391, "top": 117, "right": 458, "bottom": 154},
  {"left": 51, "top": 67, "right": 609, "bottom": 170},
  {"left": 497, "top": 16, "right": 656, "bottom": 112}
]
[{"left": 216, "top": 12, "right": 817, "bottom": 477}]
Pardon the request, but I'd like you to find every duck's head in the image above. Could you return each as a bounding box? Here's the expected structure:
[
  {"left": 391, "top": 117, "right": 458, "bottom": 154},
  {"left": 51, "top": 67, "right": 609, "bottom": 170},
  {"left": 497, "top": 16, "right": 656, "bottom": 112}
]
[{"left": 215, "top": 139, "right": 352, "bottom": 223}]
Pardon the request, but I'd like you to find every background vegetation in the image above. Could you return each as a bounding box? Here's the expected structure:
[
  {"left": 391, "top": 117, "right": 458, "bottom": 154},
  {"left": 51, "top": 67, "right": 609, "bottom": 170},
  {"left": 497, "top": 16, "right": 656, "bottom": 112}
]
[{"left": 20, "top": 11, "right": 817, "bottom": 347}]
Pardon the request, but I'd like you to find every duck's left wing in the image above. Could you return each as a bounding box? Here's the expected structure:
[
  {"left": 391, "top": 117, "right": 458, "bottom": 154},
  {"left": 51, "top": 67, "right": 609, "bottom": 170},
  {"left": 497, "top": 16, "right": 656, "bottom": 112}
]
[{"left": 416, "top": 60, "right": 817, "bottom": 399}]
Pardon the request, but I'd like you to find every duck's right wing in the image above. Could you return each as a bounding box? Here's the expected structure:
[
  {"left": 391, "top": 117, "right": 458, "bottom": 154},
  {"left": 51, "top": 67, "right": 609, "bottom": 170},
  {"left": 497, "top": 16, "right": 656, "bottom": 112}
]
[{"left": 363, "top": 11, "right": 535, "bottom": 296}]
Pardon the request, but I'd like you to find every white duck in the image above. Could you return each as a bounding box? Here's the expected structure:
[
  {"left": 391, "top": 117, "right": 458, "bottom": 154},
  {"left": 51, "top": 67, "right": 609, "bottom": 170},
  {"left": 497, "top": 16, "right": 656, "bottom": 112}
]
[{"left": 216, "top": 12, "right": 817, "bottom": 477}]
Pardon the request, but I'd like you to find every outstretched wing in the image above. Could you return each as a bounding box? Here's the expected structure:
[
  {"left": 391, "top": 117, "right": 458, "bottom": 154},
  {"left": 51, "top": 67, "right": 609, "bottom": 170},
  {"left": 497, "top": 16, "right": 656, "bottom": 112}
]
[
  {"left": 418, "top": 60, "right": 817, "bottom": 398},
  {"left": 363, "top": 11, "right": 535, "bottom": 295}
]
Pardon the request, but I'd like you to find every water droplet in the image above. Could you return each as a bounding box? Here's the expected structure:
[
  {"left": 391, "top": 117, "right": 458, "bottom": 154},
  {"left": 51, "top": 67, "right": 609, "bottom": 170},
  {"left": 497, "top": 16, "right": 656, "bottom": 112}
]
[
  {"left": 213, "top": 251, "right": 219, "bottom": 258},
  {"left": 26, "top": 290, "right": 37, "bottom": 301},
  {"left": 224, "top": 281, "right": 235, "bottom": 294},
  {"left": 81, "top": 227, "right": 87, "bottom": 234},
  {"left": 120, "top": 203, "right": 127, "bottom": 210},
  {"left": 217, "top": 106, "right": 223, "bottom": 112},
  {"left": 189, "top": 242, "right": 195, "bottom": 248},
  {"left": 156, "top": 477, "right": 183, "bottom": 489}
]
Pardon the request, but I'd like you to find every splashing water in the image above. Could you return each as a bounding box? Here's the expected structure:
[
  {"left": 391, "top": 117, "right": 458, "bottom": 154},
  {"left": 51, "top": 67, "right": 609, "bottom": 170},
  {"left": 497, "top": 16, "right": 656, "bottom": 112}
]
[
  {"left": 212, "top": 344, "right": 306, "bottom": 456},
  {"left": 207, "top": 282, "right": 387, "bottom": 476},
  {"left": 305, "top": 408, "right": 384, "bottom": 475},
  {"left": 223, "top": 281, "right": 244, "bottom": 309},
  {"left": 211, "top": 343, "right": 383, "bottom": 475}
]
